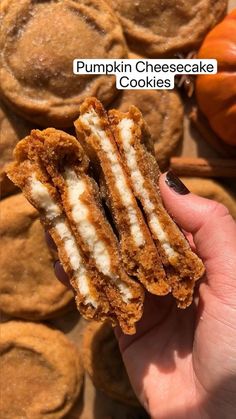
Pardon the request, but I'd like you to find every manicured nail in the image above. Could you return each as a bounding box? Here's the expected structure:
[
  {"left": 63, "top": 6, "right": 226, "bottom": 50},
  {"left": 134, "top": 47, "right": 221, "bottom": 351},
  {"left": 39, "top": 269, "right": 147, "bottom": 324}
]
[
  {"left": 165, "top": 170, "right": 190, "bottom": 195},
  {"left": 53, "top": 260, "right": 59, "bottom": 270}
]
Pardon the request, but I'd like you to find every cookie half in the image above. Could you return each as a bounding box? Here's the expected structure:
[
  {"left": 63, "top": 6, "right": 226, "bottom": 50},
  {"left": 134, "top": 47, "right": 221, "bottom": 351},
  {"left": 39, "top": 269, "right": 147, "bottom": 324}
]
[
  {"left": 75, "top": 97, "right": 170, "bottom": 296},
  {"left": 109, "top": 106, "right": 205, "bottom": 307},
  {"left": 7, "top": 129, "right": 144, "bottom": 334},
  {"left": 110, "top": 89, "right": 184, "bottom": 170}
]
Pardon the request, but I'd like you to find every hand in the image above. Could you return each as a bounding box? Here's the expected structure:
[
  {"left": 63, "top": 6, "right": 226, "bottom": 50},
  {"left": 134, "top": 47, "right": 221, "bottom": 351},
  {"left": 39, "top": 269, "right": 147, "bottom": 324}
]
[
  {"left": 52, "top": 172, "right": 236, "bottom": 418},
  {"left": 116, "top": 172, "right": 236, "bottom": 418}
]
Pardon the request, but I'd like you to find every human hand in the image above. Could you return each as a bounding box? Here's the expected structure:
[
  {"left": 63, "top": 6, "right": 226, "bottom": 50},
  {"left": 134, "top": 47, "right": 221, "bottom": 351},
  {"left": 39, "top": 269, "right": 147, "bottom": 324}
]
[
  {"left": 51, "top": 171, "right": 236, "bottom": 418},
  {"left": 116, "top": 172, "right": 236, "bottom": 418}
]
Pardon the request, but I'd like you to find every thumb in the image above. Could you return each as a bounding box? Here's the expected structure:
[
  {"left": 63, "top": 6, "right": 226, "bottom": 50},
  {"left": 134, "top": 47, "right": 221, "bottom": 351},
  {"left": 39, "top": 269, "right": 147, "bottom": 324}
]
[{"left": 159, "top": 171, "right": 236, "bottom": 306}]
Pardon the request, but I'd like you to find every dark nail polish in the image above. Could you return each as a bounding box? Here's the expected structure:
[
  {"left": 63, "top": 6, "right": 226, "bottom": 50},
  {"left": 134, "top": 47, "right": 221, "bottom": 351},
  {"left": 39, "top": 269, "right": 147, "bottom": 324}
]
[
  {"left": 53, "top": 259, "right": 59, "bottom": 270},
  {"left": 165, "top": 170, "right": 190, "bottom": 195}
]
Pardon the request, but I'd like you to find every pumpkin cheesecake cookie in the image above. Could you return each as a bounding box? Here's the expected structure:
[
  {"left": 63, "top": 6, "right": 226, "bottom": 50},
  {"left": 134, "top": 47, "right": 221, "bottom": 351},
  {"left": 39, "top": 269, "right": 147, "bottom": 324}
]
[
  {"left": 0, "top": 100, "right": 33, "bottom": 198},
  {"left": 109, "top": 105, "right": 205, "bottom": 307},
  {"left": 0, "top": 321, "right": 83, "bottom": 419},
  {"left": 0, "top": 0, "right": 127, "bottom": 128},
  {"left": 110, "top": 0, "right": 227, "bottom": 57},
  {"left": 76, "top": 97, "right": 169, "bottom": 296},
  {"left": 7, "top": 129, "right": 144, "bottom": 334},
  {"left": 82, "top": 321, "right": 139, "bottom": 406},
  {"left": 0, "top": 194, "right": 74, "bottom": 320},
  {"left": 181, "top": 177, "right": 236, "bottom": 220},
  {"left": 110, "top": 89, "right": 184, "bottom": 170},
  {"left": 7, "top": 97, "right": 205, "bottom": 330}
]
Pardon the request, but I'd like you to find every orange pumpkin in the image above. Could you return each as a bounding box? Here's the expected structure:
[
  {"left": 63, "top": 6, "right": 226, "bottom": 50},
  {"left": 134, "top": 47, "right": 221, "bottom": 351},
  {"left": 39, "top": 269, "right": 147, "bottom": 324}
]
[{"left": 196, "top": 9, "right": 236, "bottom": 146}]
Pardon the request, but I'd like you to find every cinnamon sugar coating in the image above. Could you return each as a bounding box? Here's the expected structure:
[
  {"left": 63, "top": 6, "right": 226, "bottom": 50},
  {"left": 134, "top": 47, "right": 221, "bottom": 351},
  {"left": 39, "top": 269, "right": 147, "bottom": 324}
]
[
  {"left": 0, "top": 100, "right": 33, "bottom": 197},
  {"left": 1, "top": 321, "right": 83, "bottom": 419},
  {"left": 110, "top": 0, "right": 227, "bottom": 57},
  {"left": 0, "top": 0, "right": 127, "bottom": 127},
  {"left": 0, "top": 193, "right": 74, "bottom": 320}
]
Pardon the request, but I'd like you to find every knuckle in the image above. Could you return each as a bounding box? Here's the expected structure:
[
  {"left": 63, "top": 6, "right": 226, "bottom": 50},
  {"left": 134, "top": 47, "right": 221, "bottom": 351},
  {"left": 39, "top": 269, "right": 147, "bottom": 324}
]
[{"left": 211, "top": 201, "right": 230, "bottom": 219}]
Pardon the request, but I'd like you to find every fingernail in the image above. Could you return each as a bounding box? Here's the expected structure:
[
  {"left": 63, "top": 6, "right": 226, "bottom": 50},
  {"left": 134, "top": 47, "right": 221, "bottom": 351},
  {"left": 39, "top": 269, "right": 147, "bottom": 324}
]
[
  {"left": 53, "top": 259, "right": 59, "bottom": 270},
  {"left": 165, "top": 170, "right": 190, "bottom": 195}
]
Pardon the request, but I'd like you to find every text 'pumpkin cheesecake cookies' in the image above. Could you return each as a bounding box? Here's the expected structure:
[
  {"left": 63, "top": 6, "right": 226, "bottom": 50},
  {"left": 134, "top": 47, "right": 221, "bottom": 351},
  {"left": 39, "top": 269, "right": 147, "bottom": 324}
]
[
  {"left": 110, "top": 0, "right": 227, "bottom": 57},
  {"left": 0, "top": 100, "right": 33, "bottom": 198},
  {"left": 82, "top": 321, "right": 140, "bottom": 406},
  {"left": 0, "top": 0, "right": 127, "bottom": 128},
  {"left": 0, "top": 321, "right": 83, "bottom": 419},
  {"left": 0, "top": 193, "right": 74, "bottom": 320},
  {"left": 110, "top": 89, "right": 184, "bottom": 170},
  {"left": 7, "top": 129, "right": 144, "bottom": 335}
]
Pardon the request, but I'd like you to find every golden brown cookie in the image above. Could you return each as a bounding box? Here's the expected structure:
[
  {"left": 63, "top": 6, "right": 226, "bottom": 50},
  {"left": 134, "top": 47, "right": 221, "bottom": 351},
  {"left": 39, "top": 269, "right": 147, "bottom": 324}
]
[
  {"left": 7, "top": 129, "right": 144, "bottom": 334},
  {"left": 76, "top": 98, "right": 169, "bottom": 296},
  {"left": 181, "top": 177, "right": 236, "bottom": 219},
  {"left": 109, "top": 105, "right": 205, "bottom": 308},
  {"left": 82, "top": 321, "right": 139, "bottom": 407},
  {"left": 110, "top": 0, "right": 227, "bottom": 57},
  {"left": 0, "top": 100, "right": 33, "bottom": 198},
  {"left": 0, "top": 321, "right": 83, "bottom": 419},
  {"left": 0, "top": 0, "right": 127, "bottom": 128},
  {"left": 110, "top": 89, "right": 184, "bottom": 170},
  {"left": 0, "top": 193, "right": 74, "bottom": 320}
]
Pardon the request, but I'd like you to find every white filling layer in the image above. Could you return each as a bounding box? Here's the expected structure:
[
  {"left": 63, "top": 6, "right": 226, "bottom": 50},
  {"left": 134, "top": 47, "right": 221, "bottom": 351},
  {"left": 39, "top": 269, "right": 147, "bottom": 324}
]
[
  {"left": 30, "top": 174, "right": 61, "bottom": 220},
  {"left": 65, "top": 169, "right": 111, "bottom": 276},
  {"left": 55, "top": 221, "right": 97, "bottom": 307},
  {"left": 118, "top": 118, "right": 177, "bottom": 260},
  {"left": 64, "top": 168, "right": 133, "bottom": 303},
  {"left": 80, "top": 110, "right": 145, "bottom": 248},
  {"left": 29, "top": 174, "right": 97, "bottom": 307}
]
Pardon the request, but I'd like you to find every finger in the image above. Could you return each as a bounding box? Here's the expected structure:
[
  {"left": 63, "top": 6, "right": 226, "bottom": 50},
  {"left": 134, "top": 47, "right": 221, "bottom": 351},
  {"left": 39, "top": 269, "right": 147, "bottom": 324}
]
[
  {"left": 54, "top": 260, "right": 72, "bottom": 290},
  {"left": 159, "top": 171, "right": 236, "bottom": 305}
]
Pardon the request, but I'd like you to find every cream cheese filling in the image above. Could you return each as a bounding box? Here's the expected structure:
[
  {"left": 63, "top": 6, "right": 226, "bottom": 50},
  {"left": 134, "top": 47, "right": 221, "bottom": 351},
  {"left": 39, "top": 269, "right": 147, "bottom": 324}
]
[
  {"left": 30, "top": 174, "right": 61, "bottom": 220},
  {"left": 29, "top": 174, "right": 97, "bottom": 307},
  {"left": 80, "top": 109, "right": 145, "bottom": 248},
  {"left": 65, "top": 168, "right": 111, "bottom": 276},
  {"left": 118, "top": 118, "right": 177, "bottom": 261},
  {"left": 64, "top": 168, "right": 133, "bottom": 303}
]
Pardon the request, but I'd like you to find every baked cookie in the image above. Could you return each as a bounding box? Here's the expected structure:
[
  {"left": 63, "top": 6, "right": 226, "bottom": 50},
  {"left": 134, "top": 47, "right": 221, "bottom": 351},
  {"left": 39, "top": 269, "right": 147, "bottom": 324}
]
[
  {"left": 82, "top": 321, "right": 139, "bottom": 406},
  {"left": 110, "top": 89, "right": 184, "bottom": 170},
  {"left": 0, "top": 193, "right": 74, "bottom": 320},
  {"left": 0, "top": 321, "right": 83, "bottom": 419},
  {"left": 109, "top": 104, "right": 205, "bottom": 307},
  {"left": 181, "top": 177, "right": 236, "bottom": 219},
  {"left": 110, "top": 0, "right": 227, "bottom": 57},
  {"left": 7, "top": 129, "right": 144, "bottom": 334},
  {"left": 0, "top": 0, "right": 127, "bottom": 128},
  {"left": 0, "top": 100, "right": 33, "bottom": 198},
  {"left": 7, "top": 97, "right": 205, "bottom": 327},
  {"left": 76, "top": 97, "right": 169, "bottom": 296}
]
